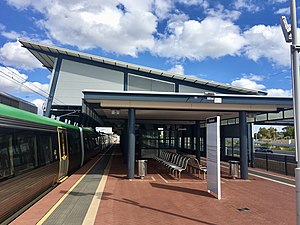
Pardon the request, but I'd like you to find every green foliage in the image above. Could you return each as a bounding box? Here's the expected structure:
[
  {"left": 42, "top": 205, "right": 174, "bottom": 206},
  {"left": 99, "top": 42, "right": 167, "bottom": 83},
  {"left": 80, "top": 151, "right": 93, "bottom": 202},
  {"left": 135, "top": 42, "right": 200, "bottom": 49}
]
[
  {"left": 261, "top": 142, "right": 270, "bottom": 147},
  {"left": 257, "top": 127, "right": 271, "bottom": 139},
  {"left": 282, "top": 126, "right": 295, "bottom": 139}
]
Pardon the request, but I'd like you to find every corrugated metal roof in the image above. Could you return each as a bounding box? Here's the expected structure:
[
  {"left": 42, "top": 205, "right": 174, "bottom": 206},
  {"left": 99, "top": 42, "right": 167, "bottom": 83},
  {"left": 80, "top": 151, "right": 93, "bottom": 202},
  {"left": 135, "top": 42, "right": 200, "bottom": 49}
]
[{"left": 19, "top": 39, "right": 267, "bottom": 95}]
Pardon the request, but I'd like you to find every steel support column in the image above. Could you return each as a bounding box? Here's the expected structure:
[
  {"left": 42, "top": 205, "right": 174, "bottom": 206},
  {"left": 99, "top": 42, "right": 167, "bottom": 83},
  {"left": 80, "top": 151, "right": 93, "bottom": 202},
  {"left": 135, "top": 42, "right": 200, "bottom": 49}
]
[
  {"left": 248, "top": 123, "right": 254, "bottom": 167},
  {"left": 239, "top": 111, "right": 248, "bottom": 179},
  {"left": 122, "top": 124, "right": 128, "bottom": 164},
  {"left": 195, "top": 120, "right": 201, "bottom": 161},
  {"left": 44, "top": 57, "right": 62, "bottom": 117},
  {"left": 181, "top": 127, "right": 185, "bottom": 151},
  {"left": 190, "top": 125, "right": 194, "bottom": 151},
  {"left": 127, "top": 108, "right": 136, "bottom": 179},
  {"left": 175, "top": 125, "right": 179, "bottom": 152},
  {"left": 124, "top": 72, "right": 128, "bottom": 91}
]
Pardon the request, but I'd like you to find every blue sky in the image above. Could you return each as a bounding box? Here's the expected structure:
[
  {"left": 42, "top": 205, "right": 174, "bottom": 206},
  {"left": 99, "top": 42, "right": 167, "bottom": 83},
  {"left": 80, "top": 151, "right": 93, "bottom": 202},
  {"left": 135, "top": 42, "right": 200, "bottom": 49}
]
[{"left": 0, "top": 0, "right": 297, "bottom": 116}]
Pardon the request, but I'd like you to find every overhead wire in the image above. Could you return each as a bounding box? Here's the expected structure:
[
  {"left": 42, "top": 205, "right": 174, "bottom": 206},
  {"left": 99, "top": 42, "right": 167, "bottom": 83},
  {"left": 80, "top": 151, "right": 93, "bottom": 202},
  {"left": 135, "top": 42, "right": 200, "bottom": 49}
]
[
  {"left": 0, "top": 70, "right": 48, "bottom": 98},
  {"left": 0, "top": 64, "right": 66, "bottom": 105}
]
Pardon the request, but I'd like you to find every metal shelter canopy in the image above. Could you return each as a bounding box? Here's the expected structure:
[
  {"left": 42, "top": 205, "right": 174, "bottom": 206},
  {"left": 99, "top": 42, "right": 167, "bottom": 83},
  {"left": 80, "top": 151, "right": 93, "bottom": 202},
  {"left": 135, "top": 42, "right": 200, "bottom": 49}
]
[
  {"left": 82, "top": 90, "right": 293, "bottom": 124},
  {"left": 18, "top": 39, "right": 267, "bottom": 96}
]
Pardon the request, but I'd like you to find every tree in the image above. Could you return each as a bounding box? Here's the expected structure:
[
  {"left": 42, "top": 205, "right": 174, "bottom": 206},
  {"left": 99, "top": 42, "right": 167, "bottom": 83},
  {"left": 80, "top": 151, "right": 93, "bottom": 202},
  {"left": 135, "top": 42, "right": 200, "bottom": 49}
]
[
  {"left": 282, "top": 126, "right": 295, "bottom": 139},
  {"left": 257, "top": 127, "right": 270, "bottom": 139},
  {"left": 269, "top": 127, "right": 277, "bottom": 141}
]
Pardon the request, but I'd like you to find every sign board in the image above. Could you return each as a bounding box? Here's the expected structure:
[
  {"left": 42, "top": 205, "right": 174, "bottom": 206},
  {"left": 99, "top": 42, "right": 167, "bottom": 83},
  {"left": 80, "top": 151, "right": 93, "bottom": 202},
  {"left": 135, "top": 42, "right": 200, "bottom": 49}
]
[{"left": 206, "top": 116, "right": 221, "bottom": 200}]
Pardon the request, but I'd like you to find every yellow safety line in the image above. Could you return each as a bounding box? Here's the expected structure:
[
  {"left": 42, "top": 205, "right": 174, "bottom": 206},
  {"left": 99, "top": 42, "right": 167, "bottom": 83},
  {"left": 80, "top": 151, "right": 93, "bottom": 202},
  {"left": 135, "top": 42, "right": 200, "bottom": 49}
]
[
  {"left": 37, "top": 146, "right": 113, "bottom": 225},
  {"left": 157, "top": 173, "right": 169, "bottom": 183},
  {"left": 57, "top": 176, "right": 69, "bottom": 183},
  {"left": 82, "top": 155, "right": 113, "bottom": 225}
]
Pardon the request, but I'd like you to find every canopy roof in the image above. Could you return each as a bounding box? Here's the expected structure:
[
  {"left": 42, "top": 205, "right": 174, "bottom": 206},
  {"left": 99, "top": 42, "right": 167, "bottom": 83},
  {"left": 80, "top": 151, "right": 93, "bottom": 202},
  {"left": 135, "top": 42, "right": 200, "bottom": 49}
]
[{"left": 19, "top": 39, "right": 267, "bottom": 96}]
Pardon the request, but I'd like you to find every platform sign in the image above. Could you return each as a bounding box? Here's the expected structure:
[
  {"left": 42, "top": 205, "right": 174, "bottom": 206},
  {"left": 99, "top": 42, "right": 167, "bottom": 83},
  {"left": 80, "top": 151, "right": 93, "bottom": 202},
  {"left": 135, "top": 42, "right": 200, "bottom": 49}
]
[{"left": 206, "top": 116, "right": 221, "bottom": 200}]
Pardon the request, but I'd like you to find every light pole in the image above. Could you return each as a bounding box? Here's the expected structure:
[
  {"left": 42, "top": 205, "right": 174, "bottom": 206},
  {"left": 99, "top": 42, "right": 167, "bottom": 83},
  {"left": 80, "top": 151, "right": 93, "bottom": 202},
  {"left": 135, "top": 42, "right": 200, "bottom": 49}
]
[{"left": 280, "top": 1, "right": 300, "bottom": 224}]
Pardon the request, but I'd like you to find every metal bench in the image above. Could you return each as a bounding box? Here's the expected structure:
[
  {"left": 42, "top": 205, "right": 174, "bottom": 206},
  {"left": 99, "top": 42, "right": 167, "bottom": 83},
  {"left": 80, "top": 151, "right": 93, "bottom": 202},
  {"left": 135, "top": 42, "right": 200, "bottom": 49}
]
[
  {"left": 155, "top": 150, "right": 191, "bottom": 180},
  {"left": 187, "top": 157, "right": 207, "bottom": 179}
]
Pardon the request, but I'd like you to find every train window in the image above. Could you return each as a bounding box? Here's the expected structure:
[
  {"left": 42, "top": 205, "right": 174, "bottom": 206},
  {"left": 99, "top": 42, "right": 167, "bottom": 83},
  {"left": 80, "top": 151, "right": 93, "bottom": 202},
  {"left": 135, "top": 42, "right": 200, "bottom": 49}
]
[
  {"left": 68, "top": 131, "right": 80, "bottom": 156},
  {"left": 38, "top": 134, "right": 53, "bottom": 166},
  {"left": 51, "top": 133, "right": 59, "bottom": 161},
  {"left": 14, "top": 130, "right": 38, "bottom": 175},
  {"left": 0, "top": 128, "right": 14, "bottom": 179}
]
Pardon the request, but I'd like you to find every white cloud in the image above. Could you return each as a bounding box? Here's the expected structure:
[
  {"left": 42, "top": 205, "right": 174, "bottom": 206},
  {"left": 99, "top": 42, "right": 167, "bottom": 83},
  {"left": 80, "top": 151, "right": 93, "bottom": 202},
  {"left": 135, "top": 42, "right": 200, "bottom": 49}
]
[
  {"left": 231, "top": 75, "right": 292, "bottom": 95},
  {"left": 0, "top": 24, "right": 5, "bottom": 31},
  {"left": 153, "top": 0, "right": 173, "bottom": 20},
  {"left": 5, "top": 0, "right": 35, "bottom": 9},
  {"left": 243, "top": 74, "right": 264, "bottom": 81},
  {"left": 243, "top": 25, "right": 290, "bottom": 66},
  {"left": 0, "top": 66, "right": 49, "bottom": 96},
  {"left": 167, "top": 64, "right": 184, "bottom": 74},
  {"left": 31, "top": 98, "right": 45, "bottom": 115},
  {"left": 206, "top": 4, "right": 240, "bottom": 21},
  {"left": 8, "top": 0, "right": 157, "bottom": 57},
  {"left": 1, "top": 30, "right": 21, "bottom": 39},
  {"left": 274, "top": 7, "right": 290, "bottom": 15},
  {"left": 0, "top": 41, "right": 42, "bottom": 69},
  {"left": 267, "top": 88, "right": 292, "bottom": 96},
  {"left": 231, "top": 78, "right": 266, "bottom": 90},
  {"left": 177, "top": 0, "right": 209, "bottom": 7},
  {"left": 3, "top": 0, "right": 292, "bottom": 68},
  {"left": 268, "top": 0, "right": 288, "bottom": 3},
  {"left": 154, "top": 17, "right": 246, "bottom": 60},
  {"left": 233, "top": 0, "right": 261, "bottom": 12}
]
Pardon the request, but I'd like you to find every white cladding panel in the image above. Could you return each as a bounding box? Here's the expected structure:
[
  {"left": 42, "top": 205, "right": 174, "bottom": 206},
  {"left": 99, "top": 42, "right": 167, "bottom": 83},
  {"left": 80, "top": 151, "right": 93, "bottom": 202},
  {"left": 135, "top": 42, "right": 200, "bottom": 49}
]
[{"left": 54, "top": 59, "right": 124, "bottom": 105}]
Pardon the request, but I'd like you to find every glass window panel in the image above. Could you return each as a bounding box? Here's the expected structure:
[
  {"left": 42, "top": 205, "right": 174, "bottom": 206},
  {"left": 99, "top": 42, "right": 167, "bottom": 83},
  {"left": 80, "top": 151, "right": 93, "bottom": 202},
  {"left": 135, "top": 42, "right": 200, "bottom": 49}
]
[
  {"left": 14, "top": 130, "right": 37, "bottom": 175},
  {"left": 221, "top": 120, "right": 228, "bottom": 125},
  {"left": 284, "top": 109, "right": 294, "bottom": 118},
  {"left": 246, "top": 117, "right": 255, "bottom": 123},
  {"left": 179, "top": 85, "right": 214, "bottom": 93},
  {"left": 225, "top": 138, "right": 233, "bottom": 156},
  {"left": 128, "top": 74, "right": 174, "bottom": 92},
  {"left": 228, "top": 118, "right": 236, "bottom": 125},
  {"left": 186, "top": 137, "right": 191, "bottom": 149},
  {"left": 268, "top": 111, "right": 283, "bottom": 120},
  {"left": 200, "top": 137, "right": 204, "bottom": 152},
  {"left": 256, "top": 113, "right": 267, "bottom": 122},
  {"left": 233, "top": 138, "right": 240, "bottom": 157},
  {"left": 0, "top": 129, "right": 14, "bottom": 179},
  {"left": 38, "top": 134, "right": 53, "bottom": 165}
]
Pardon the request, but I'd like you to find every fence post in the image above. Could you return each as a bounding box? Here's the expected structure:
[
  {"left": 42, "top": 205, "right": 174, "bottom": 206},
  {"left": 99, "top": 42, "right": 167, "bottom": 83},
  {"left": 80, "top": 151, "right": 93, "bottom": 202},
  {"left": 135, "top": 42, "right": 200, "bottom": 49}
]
[
  {"left": 285, "top": 155, "right": 288, "bottom": 175},
  {"left": 266, "top": 153, "right": 269, "bottom": 171}
]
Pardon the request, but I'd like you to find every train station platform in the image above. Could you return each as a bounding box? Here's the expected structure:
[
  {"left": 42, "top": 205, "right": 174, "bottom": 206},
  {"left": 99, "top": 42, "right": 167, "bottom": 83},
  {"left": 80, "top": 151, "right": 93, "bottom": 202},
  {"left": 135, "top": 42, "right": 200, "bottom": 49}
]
[{"left": 11, "top": 146, "right": 296, "bottom": 225}]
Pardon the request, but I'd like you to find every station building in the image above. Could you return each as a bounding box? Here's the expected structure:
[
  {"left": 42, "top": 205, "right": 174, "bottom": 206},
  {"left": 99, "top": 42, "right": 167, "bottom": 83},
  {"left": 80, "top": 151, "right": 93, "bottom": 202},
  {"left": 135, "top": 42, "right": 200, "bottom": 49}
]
[{"left": 19, "top": 39, "right": 294, "bottom": 179}]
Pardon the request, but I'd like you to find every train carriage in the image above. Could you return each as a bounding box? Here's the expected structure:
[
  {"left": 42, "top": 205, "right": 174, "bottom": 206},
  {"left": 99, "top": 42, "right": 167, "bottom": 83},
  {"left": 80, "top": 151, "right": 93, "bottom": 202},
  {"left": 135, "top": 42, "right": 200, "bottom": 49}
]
[{"left": 0, "top": 103, "right": 104, "bottom": 223}]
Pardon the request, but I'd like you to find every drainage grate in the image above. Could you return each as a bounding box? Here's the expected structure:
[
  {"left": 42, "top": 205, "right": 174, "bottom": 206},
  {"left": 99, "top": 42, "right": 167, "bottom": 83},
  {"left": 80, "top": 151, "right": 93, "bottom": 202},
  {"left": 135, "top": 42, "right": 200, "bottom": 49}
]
[{"left": 237, "top": 207, "right": 250, "bottom": 212}]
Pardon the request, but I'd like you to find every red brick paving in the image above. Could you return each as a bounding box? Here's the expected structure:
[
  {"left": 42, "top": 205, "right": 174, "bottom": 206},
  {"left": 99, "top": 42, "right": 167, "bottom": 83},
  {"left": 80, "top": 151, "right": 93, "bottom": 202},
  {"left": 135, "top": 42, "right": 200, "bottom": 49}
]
[
  {"left": 11, "top": 152, "right": 296, "bottom": 225},
  {"left": 95, "top": 156, "right": 296, "bottom": 225}
]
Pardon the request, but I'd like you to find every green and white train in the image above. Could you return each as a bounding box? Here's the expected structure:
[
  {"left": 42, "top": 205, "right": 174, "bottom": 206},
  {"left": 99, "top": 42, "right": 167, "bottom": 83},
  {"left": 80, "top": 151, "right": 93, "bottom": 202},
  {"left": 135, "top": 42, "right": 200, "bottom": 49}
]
[{"left": 0, "top": 103, "right": 110, "bottom": 223}]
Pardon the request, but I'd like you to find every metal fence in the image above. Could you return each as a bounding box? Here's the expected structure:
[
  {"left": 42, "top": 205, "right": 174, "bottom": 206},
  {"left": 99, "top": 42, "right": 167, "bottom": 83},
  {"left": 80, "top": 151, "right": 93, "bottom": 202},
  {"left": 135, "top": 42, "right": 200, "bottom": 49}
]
[{"left": 254, "top": 153, "right": 297, "bottom": 176}]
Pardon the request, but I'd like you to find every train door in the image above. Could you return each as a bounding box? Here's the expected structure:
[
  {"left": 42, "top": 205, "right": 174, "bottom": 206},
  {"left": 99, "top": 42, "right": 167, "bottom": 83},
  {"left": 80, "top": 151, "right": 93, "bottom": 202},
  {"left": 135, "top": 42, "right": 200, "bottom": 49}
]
[{"left": 57, "top": 127, "right": 69, "bottom": 181}]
